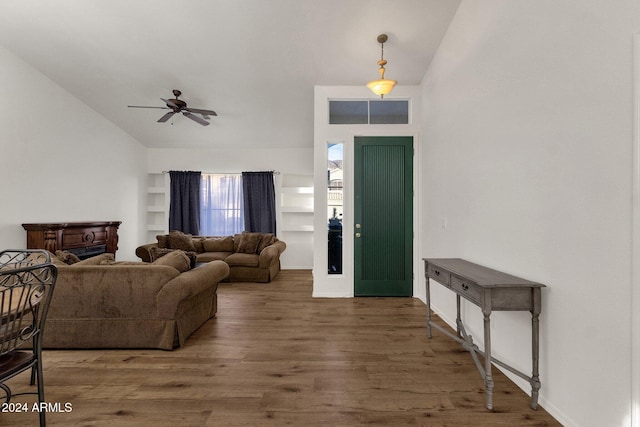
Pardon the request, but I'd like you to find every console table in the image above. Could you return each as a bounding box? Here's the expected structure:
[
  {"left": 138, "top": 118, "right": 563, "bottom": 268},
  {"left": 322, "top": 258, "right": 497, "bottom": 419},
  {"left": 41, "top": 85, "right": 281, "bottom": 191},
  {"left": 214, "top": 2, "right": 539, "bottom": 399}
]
[
  {"left": 22, "top": 221, "right": 121, "bottom": 259},
  {"left": 423, "top": 258, "right": 545, "bottom": 410}
]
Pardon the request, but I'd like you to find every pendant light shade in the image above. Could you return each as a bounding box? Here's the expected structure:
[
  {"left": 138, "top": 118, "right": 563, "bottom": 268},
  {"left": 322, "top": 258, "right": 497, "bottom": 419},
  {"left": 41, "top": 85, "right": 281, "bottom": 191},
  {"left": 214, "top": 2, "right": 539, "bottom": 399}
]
[{"left": 367, "top": 34, "right": 397, "bottom": 98}]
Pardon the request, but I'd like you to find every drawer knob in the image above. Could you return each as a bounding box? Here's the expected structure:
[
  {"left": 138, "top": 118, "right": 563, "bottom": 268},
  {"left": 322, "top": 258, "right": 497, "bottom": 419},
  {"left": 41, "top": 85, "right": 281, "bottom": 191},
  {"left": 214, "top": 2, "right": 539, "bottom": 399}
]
[
  {"left": 434, "top": 270, "right": 440, "bottom": 276},
  {"left": 462, "top": 283, "right": 469, "bottom": 291}
]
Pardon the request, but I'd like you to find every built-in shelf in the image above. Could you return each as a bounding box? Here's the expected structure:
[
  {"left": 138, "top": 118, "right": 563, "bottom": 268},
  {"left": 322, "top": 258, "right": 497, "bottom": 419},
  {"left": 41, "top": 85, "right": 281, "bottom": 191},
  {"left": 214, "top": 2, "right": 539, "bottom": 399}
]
[
  {"left": 146, "top": 173, "right": 168, "bottom": 241},
  {"left": 281, "top": 206, "right": 314, "bottom": 213},
  {"left": 280, "top": 186, "right": 314, "bottom": 194},
  {"left": 277, "top": 174, "right": 314, "bottom": 269},
  {"left": 281, "top": 225, "right": 314, "bottom": 232}
]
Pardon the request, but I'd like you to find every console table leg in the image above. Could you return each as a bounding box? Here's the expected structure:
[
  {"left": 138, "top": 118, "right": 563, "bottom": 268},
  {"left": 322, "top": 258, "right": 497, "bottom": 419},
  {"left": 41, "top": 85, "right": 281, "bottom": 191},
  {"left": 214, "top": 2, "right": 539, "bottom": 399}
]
[
  {"left": 426, "top": 278, "right": 432, "bottom": 338},
  {"left": 484, "top": 312, "right": 494, "bottom": 410},
  {"left": 531, "top": 310, "right": 541, "bottom": 409},
  {"left": 456, "top": 294, "right": 462, "bottom": 338}
]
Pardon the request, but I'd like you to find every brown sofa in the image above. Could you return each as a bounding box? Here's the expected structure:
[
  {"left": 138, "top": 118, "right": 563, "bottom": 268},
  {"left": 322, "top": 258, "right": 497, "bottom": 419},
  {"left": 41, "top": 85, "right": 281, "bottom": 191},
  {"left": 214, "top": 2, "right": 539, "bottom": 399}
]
[
  {"left": 44, "top": 252, "right": 229, "bottom": 350},
  {"left": 135, "top": 231, "right": 286, "bottom": 283}
]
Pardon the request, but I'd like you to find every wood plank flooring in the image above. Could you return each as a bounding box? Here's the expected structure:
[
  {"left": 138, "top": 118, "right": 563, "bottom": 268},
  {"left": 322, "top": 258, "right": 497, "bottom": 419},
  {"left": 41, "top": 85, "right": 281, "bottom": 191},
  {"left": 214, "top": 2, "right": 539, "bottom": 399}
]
[{"left": 0, "top": 270, "right": 561, "bottom": 426}]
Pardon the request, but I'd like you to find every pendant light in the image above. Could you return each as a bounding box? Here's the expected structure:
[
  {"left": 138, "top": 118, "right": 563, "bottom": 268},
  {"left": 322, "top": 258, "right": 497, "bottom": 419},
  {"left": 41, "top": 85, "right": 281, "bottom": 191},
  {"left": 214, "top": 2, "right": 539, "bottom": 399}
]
[{"left": 366, "top": 34, "right": 397, "bottom": 98}]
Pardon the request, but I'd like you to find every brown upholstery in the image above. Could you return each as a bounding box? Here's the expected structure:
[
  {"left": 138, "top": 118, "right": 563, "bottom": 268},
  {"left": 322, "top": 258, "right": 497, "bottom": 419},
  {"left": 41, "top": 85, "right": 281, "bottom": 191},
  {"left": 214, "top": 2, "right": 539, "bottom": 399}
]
[
  {"left": 136, "top": 234, "right": 286, "bottom": 283},
  {"left": 42, "top": 256, "right": 229, "bottom": 350}
]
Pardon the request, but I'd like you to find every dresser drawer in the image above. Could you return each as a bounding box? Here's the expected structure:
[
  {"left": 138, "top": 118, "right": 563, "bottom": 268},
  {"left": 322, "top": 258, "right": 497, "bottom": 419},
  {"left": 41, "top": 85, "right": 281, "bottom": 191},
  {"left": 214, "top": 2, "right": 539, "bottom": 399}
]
[
  {"left": 451, "top": 275, "right": 482, "bottom": 304},
  {"left": 427, "top": 264, "right": 450, "bottom": 286}
]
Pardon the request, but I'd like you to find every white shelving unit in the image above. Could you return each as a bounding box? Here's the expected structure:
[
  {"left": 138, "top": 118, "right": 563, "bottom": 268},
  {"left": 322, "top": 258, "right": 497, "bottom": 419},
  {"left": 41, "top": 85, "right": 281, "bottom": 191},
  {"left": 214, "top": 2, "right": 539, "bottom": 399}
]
[
  {"left": 277, "top": 174, "right": 314, "bottom": 269},
  {"left": 146, "top": 173, "right": 169, "bottom": 241}
]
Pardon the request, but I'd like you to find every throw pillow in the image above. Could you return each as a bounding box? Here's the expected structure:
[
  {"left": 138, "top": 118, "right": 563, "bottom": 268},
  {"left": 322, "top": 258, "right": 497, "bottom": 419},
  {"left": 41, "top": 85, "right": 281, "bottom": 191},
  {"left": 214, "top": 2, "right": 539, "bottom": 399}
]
[
  {"left": 152, "top": 249, "right": 191, "bottom": 272},
  {"left": 55, "top": 250, "right": 81, "bottom": 265},
  {"left": 237, "top": 232, "right": 263, "bottom": 254},
  {"left": 149, "top": 247, "right": 174, "bottom": 262},
  {"left": 167, "top": 230, "right": 196, "bottom": 252},
  {"left": 192, "top": 237, "right": 205, "bottom": 253},
  {"left": 156, "top": 234, "right": 170, "bottom": 249},
  {"left": 256, "top": 233, "right": 277, "bottom": 254},
  {"left": 150, "top": 247, "right": 197, "bottom": 268},
  {"left": 202, "top": 236, "right": 234, "bottom": 252}
]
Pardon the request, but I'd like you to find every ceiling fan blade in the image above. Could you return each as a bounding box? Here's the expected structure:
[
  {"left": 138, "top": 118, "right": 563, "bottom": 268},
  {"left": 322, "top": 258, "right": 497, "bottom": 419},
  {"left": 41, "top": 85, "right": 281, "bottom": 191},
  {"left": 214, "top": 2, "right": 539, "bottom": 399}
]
[
  {"left": 128, "top": 105, "right": 170, "bottom": 110},
  {"left": 183, "top": 111, "right": 210, "bottom": 126},
  {"left": 161, "top": 98, "right": 180, "bottom": 109},
  {"left": 186, "top": 107, "right": 217, "bottom": 117},
  {"left": 157, "top": 112, "right": 176, "bottom": 123}
]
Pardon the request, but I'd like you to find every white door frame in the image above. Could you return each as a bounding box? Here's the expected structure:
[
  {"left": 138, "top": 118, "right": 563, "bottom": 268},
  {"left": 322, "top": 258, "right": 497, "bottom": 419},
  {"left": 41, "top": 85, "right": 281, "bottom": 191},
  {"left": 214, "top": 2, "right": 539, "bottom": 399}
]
[{"left": 631, "top": 33, "right": 640, "bottom": 427}]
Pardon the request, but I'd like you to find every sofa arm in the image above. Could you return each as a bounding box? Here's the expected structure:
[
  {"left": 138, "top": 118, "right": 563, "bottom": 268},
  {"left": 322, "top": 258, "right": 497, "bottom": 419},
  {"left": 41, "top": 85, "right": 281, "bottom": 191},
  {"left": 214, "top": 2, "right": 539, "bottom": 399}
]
[
  {"left": 156, "top": 260, "right": 230, "bottom": 318},
  {"left": 136, "top": 243, "right": 158, "bottom": 262},
  {"left": 258, "top": 241, "right": 286, "bottom": 268}
]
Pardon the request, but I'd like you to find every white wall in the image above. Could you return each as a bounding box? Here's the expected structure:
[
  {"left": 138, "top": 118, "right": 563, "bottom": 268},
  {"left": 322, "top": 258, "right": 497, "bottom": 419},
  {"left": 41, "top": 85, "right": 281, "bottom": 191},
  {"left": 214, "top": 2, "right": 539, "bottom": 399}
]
[
  {"left": 146, "top": 147, "right": 314, "bottom": 268},
  {"left": 420, "top": 1, "right": 639, "bottom": 426},
  {"left": 0, "top": 45, "right": 146, "bottom": 260},
  {"left": 146, "top": 147, "right": 312, "bottom": 176}
]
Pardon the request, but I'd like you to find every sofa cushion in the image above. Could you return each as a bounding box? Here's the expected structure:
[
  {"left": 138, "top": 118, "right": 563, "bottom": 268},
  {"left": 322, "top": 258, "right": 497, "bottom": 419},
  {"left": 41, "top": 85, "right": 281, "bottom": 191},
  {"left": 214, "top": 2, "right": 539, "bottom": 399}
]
[
  {"left": 55, "top": 250, "right": 81, "bottom": 265},
  {"left": 168, "top": 230, "right": 197, "bottom": 252},
  {"left": 224, "top": 252, "right": 260, "bottom": 267},
  {"left": 202, "top": 236, "right": 234, "bottom": 252},
  {"left": 237, "top": 232, "right": 263, "bottom": 254},
  {"left": 196, "top": 252, "right": 232, "bottom": 263},
  {"left": 152, "top": 250, "right": 191, "bottom": 272}
]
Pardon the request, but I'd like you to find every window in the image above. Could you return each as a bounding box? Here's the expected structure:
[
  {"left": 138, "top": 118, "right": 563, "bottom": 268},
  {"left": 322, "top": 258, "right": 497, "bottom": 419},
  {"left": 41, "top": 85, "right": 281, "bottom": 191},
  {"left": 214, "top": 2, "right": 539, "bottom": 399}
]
[
  {"left": 369, "top": 100, "right": 409, "bottom": 124},
  {"left": 328, "top": 99, "right": 409, "bottom": 125},
  {"left": 329, "top": 100, "right": 368, "bottom": 124},
  {"left": 200, "top": 174, "right": 244, "bottom": 235},
  {"left": 328, "top": 143, "right": 343, "bottom": 274}
]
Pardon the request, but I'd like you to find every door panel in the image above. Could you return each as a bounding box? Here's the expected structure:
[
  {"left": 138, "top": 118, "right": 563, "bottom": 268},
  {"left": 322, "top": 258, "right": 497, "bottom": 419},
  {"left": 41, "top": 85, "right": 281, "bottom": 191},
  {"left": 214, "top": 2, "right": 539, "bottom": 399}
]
[{"left": 354, "top": 136, "right": 413, "bottom": 296}]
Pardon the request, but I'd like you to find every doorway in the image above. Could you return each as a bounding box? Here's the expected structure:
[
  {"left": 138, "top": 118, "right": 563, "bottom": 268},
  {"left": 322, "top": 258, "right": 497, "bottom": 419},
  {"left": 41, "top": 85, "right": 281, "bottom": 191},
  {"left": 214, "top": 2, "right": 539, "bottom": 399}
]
[{"left": 354, "top": 136, "right": 413, "bottom": 296}]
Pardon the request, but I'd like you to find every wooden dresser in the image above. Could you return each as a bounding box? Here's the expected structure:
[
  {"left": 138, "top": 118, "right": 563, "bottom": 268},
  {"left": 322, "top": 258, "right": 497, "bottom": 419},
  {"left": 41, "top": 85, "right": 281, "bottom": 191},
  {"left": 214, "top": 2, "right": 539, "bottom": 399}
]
[{"left": 22, "top": 221, "right": 121, "bottom": 259}]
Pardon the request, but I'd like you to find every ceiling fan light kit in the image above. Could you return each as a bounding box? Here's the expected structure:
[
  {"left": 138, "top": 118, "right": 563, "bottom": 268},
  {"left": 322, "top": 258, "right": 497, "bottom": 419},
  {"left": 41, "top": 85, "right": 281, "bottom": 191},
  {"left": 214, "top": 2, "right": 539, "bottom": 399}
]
[
  {"left": 367, "top": 34, "right": 397, "bottom": 98},
  {"left": 128, "top": 89, "right": 217, "bottom": 126}
]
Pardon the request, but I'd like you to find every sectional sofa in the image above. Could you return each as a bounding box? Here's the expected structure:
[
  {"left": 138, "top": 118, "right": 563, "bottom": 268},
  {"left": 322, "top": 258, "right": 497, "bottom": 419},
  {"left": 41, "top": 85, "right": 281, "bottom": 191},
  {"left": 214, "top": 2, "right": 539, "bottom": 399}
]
[{"left": 135, "top": 231, "right": 286, "bottom": 283}]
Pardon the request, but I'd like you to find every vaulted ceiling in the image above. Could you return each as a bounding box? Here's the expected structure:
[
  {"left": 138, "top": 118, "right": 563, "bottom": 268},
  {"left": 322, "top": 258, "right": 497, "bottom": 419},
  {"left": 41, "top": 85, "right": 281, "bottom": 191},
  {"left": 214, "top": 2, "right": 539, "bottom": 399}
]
[{"left": 0, "top": 1, "right": 460, "bottom": 149}]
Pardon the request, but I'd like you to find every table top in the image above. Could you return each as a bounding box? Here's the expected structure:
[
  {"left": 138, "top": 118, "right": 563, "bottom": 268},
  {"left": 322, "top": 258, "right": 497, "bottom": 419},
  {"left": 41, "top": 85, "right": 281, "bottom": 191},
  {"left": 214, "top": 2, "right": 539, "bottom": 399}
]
[{"left": 424, "top": 258, "right": 545, "bottom": 288}]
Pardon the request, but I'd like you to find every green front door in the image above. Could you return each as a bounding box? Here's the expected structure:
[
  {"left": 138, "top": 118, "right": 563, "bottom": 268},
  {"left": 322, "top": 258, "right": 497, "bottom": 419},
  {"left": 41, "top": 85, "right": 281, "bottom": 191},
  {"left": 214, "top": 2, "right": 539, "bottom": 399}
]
[{"left": 354, "top": 136, "right": 413, "bottom": 296}]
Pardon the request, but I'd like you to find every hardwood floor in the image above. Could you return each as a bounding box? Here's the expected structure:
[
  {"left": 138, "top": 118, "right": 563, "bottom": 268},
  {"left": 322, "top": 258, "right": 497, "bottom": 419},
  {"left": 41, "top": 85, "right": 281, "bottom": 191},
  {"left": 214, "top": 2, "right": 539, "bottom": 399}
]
[{"left": 1, "top": 270, "right": 561, "bottom": 426}]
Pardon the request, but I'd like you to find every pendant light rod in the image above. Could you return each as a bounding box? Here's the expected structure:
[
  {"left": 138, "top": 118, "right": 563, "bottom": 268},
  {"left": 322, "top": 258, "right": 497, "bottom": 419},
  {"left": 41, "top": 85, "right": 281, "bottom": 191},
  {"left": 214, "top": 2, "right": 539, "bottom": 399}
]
[{"left": 367, "top": 33, "right": 397, "bottom": 98}]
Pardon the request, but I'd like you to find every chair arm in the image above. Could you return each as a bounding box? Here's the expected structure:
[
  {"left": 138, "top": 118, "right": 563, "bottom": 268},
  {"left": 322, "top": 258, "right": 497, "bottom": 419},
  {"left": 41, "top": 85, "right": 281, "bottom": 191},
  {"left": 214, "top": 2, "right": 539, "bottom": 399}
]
[
  {"left": 135, "top": 243, "right": 158, "bottom": 262},
  {"left": 156, "top": 261, "right": 230, "bottom": 318},
  {"left": 258, "top": 241, "right": 286, "bottom": 268}
]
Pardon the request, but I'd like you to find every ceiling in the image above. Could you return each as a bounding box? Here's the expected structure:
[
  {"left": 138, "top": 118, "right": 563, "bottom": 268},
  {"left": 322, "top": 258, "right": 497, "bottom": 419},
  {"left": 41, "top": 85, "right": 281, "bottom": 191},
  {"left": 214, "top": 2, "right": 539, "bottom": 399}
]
[{"left": 0, "top": 1, "right": 460, "bottom": 149}]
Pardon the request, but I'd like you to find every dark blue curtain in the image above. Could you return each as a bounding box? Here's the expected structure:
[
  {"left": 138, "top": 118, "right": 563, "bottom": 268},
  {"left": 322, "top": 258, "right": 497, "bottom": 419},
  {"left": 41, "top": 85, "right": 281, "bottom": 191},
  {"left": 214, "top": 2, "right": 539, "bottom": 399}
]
[
  {"left": 169, "top": 171, "right": 201, "bottom": 235},
  {"left": 242, "top": 171, "right": 276, "bottom": 233}
]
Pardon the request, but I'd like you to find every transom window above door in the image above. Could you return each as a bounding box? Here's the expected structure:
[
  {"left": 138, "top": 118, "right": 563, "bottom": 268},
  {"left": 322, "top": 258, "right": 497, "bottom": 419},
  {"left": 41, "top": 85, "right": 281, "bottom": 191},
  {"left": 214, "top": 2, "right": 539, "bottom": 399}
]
[{"left": 328, "top": 99, "right": 410, "bottom": 125}]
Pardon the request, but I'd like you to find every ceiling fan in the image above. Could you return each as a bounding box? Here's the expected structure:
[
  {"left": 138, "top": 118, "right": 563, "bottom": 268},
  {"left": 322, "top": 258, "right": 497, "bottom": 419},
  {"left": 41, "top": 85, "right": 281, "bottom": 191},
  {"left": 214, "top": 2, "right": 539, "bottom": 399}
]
[{"left": 128, "top": 89, "right": 217, "bottom": 126}]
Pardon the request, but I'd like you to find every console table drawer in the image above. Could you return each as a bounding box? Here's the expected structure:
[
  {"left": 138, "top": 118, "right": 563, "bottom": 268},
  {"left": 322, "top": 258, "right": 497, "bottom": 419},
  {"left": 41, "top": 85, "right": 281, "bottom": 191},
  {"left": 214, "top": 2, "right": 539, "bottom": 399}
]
[
  {"left": 451, "top": 275, "right": 482, "bottom": 304},
  {"left": 427, "top": 264, "right": 450, "bottom": 285}
]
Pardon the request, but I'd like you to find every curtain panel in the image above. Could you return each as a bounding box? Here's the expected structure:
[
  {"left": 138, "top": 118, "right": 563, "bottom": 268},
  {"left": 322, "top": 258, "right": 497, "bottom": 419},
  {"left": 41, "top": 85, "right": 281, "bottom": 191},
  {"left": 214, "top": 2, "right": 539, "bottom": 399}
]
[
  {"left": 169, "top": 170, "right": 201, "bottom": 235},
  {"left": 242, "top": 171, "right": 276, "bottom": 234}
]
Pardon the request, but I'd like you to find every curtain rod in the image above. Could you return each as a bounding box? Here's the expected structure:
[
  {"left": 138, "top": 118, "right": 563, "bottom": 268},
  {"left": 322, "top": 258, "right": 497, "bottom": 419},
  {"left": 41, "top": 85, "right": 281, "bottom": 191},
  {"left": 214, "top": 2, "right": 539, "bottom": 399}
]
[{"left": 161, "top": 170, "right": 280, "bottom": 175}]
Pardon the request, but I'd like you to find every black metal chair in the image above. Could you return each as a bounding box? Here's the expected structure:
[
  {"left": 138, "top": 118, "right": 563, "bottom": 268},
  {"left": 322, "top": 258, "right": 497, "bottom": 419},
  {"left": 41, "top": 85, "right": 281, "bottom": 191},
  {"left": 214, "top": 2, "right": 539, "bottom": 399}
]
[{"left": 0, "top": 250, "right": 57, "bottom": 427}]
